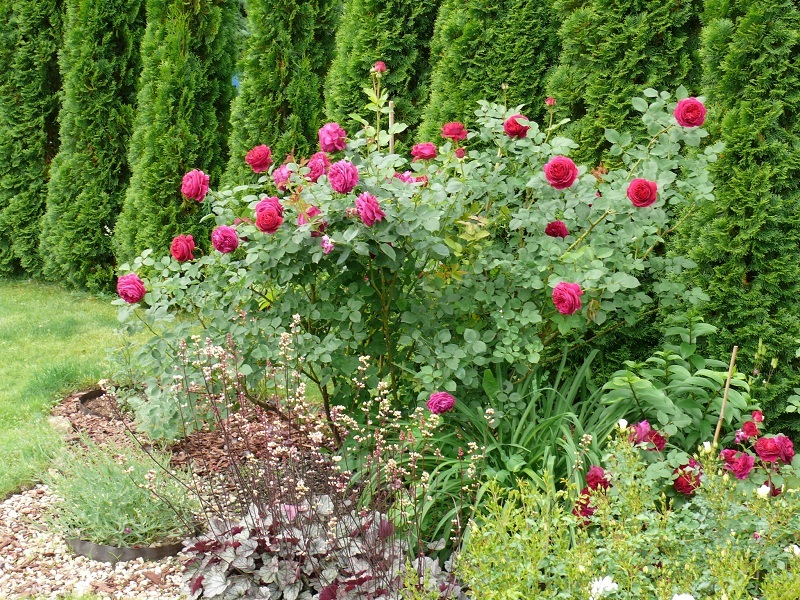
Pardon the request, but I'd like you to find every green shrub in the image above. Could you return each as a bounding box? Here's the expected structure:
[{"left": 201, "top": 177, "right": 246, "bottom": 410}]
[
  {"left": 39, "top": 0, "right": 145, "bottom": 292},
  {"left": 113, "top": 0, "right": 238, "bottom": 264},
  {"left": 223, "top": 0, "right": 339, "bottom": 185},
  {"left": 0, "top": 0, "right": 63, "bottom": 277}
]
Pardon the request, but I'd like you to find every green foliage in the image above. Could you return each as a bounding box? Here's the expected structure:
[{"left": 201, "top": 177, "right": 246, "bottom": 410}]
[
  {"left": 323, "top": 0, "right": 440, "bottom": 143},
  {"left": 113, "top": 0, "right": 238, "bottom": 264},
  {"left": 44, "top": 437, "right": 196, "bottom": 547},
  {"left": 547, "top": 0, "right": 702, "bottom": 166},
  {"left": 115, "top": 91, "right": 719, "bottom": 439},
  {"left": 0, "top": 0, "right": 63, "bottom": 277},
  {"left": 418, "top": 0, "right": 560, "bottom": 141},
  {"left": 39, "top": 0, "right": 145, "bottom": 292},
  {"left": 674, "top": 0, "right": 800, "bottom": 436},
  {"left": 223, "top": 0, "right": 339, "bottom": 185}
]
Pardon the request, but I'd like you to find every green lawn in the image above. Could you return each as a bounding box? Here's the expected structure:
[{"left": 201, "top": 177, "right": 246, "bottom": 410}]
[{"left": 0, "top": 280, "right": 120, "bottom": 497}]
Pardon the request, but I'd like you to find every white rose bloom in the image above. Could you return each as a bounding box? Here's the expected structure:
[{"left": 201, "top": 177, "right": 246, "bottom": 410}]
[
  {"left": 589, "top": 576, "right": 619, "bottom": 600},
  {"left": 756, "top": 484, "right": 771, "bottom": 499}
]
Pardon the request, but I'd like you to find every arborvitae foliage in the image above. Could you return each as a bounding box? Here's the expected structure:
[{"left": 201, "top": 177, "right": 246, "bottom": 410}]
[
  {"left": 223, "top": 0, "right": 339, "bottom": 185},
  {"left": 418, "top": 0, "right": 560, "bottom": 141},
  {"left": 39, "top": 0, "right": 145, "bottom": 292},
  {"left": 0, "top": 0, "right": 63, "bottom": 276},
  {"left": 547, "top": 0, "right": 702, "bottom": 167},
  {"left": 675, "top": 0, "right": 800, "bottom": 435},
  {"left": 114, "top": 0, "right": 237, "bottom": 264},
  {"left": 323, "top": 0, "right": 440, "bottom": 142}
]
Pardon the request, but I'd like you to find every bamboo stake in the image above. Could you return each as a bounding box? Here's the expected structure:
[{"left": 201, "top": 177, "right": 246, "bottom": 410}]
[
  {"left": 713, "top": 345, "right": 739, "bottom": 448},
  {"left": 388, "top": 101, "right": 395, "bottom": 154}
]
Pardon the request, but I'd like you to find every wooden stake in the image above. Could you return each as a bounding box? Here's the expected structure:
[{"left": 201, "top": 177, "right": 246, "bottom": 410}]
[
  {"left": 713, "top": 345, "right": 739, "bottom": 448},
  {"left": 388, "top": 101, "right": 395, "bottom": 154}
]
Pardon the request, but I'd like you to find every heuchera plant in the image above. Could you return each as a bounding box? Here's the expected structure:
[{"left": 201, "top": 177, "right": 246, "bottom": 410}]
[{"left": 115, "top": 86, "right": 721, "bottom": 439}]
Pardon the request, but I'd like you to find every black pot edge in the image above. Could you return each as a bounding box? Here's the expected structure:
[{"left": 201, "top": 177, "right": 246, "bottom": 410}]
[{"left": 66, "top": 538, "right": 184, "bottom": 563}]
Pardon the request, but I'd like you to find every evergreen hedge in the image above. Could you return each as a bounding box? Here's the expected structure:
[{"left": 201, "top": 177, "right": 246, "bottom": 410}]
[
  {"left": 676, "top": 0, "right": 800, "bottom": 435},
  {"left": 323, "top": 0, "right": 440, "bottom": 143},
  {"left": 39, "top": 0, "right": 145, "bottom": 292},
  {"left": 0, "top": 0, "right": 63, "bottom": 277},
  {"left": 114, "top": 0, "right": 237, "bottom": 264},
  {"left": 418, "top": 0, "right": 560, "bottom": 141},
  {"left": 547, "top": 0, "right": 702, "bottom": 166},
  {"left": 223, "top": 0, "right": 339, "bottom": 185}
]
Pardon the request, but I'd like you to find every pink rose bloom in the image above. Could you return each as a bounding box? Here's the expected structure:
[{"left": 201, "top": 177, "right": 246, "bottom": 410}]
[
  {"left": 297, "top": 205, "right": 327, "bottom": 237},
  {"left": 627, "top": 179, "right": 658, "bottom": 208},
  {"left": 355, "top": 192, "right": 385, "bottom": 227},
  {"left": 117, "top": 273, "right": 146, "bottom": 304},
  {"left": 552, "top": 281, "right": 583, "bottom": 315},
  {"left": 720, "top": 448, "right": 738, "bottom": 467},
  {"left": 586, "top": 465, "right": 610, "bottom": 490},
  {"left": 455, "top": 147, "right": 466, "bottom": 159},
  {"left": 775, "top": 435, "right": 795, "bottom": 464},
  {"left": 503, "top": 113, "right": 530, "bottom": 139},
  {"left": 545, "top": 97, "right": 556, "bottom": 107},
  {"left": 373, "top": 60, "right": 387, "bottom": 73},
  {"left": 181, "top": 169, "right": 210, "bottom": 202},
  {"left": 543, "top": 156, "right": 578, "bottom": 190},
  {"left": 674, "top": 98, "right": 706, "bottom": 127},
  {"left": 441, "top": 122, "right": 467, "bottom": 141},
  {"left": 393, "top": 171, "right": 414, "bottom": 183},
  {"left": 752, "top": 410, "right": 764, "bottom": 423},
  {"left": 255, "top": 196, "right": 284, "bottom": 217},
  {"left": 272, "top": 164, "right": 291, "bottom": 191},
  {"left": 170, "top": 234, "right": 195, "bottom": 262},
  {"left": 245, "top": 145, "right": 272, "bottom": 173},
  {"left": 427, "top": 391, "right": 456, "bottom": 414},
  {"left": 629, "top": 420, "right": 667, "bottom": 451},
  {"left": 211, "top": 225, "right": 239, "bottom": 253},
  {"left": 306, "top": 152, "right": 330, "bottom": 183},
  {"left": 727, "top": 452, "right": 756, "bottom": 480},
  {"left": 320, "top": 235, "right": 334, "bottom": 255},
  {"left": 318, "top": 122, "right": 347, "bottom": 153},
  {"left": 411, "top": 142, "right": 438, "bottom": 161},
  {"left": 545, "top": 220, "right": 569, "bottom": 238},
  {"left": 328, "top": 160, "right": 359, "bottom": 194},
  {"left": 673, "top": 458, "right": 702, "bottom": 495}
]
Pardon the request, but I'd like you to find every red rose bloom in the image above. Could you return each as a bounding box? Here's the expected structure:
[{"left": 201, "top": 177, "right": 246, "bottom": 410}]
[
  {"left": 674, "top": 98, "right": 706, "bottom": 128},
  {"left": 170, "top": 234, "right": 195, "bottom": 262},
  {"left": 117, "top": 273, "right": 146, "bottom": 304},
  {"left": 720, "top": 448, "right": 738, "bottom": 467},
  {"left": 728, "top": 452, "right": 755, "bottom": 480},
  {"left": 586, "top": 465, "right": 610, "bottom": 490},
  {"left": 552, "top": 282, "right": 583, "bottom": 315},
  {"left": 455, "top": 148, "right": 466, "bottom": 159},
  {"left": 411, "top": 142, "right": 438, "bottom": 161},
  {"left": 181, "top": 169, "right": 210, "bottom": 202},
  {"left": 627, "top": 179, "right": 658, "bottom": 208},
  {"left": 503, "top": 113, "right": 530, "bottom": 139},
  {"left": 255, "top": 196, "right": 284, "bottom": 217},
  {"left": 752, "top": 410, "right": 764, "bottom": 423},
  {"left": 774, "top": 435, "right": 795, "bottom": 464},
  {"left": 741, "top": 420, "right": 759, "bottom": 439},
  {"left": 673, "top": 457, "right": 702, "bottom": 495},
  {"left": 630, "top": 420, "right": 667, "bottom": 451},
  {"left": 256, "top": 207, "right": 283, "bottom": 234},
  {"left": 755, "top": 437, "right": 781, "bottom": 462},
  {"left": 543, "top": 156, "right": 579, "bottom": 190},
  {"left": 572, "top": 487, "right": 595, "bottom": 525},
  {"left": 545, "top": 220, "right": 569, "bottom": 238},
  {"left": 245, "top": 145, "right": 272, "bottom": 173},
  {"left": 441, "top": 122, "right": 467, "bottom": 141}
]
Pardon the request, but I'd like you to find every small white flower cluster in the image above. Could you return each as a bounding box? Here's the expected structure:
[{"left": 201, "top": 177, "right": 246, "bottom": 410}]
[
  {"left": 589, "top": 576, "right": 618, "bottom": 600},
  {"left": 672, "top": 594, "right": 696, "bottom": 600},
  {"left": 785, "top": 544, "right": 800, "bottom": 557}
]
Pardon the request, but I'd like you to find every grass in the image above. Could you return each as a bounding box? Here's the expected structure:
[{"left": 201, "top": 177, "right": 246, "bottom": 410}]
[{"left": 0, "top": 280, "right": 121, "bottom": 497}]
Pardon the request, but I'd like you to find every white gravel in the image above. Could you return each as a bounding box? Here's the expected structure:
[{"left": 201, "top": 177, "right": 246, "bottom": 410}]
[{"left": 0, "top": 485, "right": 187, "bottom": 599}]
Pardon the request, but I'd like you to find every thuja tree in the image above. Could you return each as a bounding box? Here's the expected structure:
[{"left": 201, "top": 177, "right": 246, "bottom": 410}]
[
  {"left": 323, "top": 0, "right": 440, "bottom": 142},
  {"left": 114, "top": 0, "right": 237, "bottom": 264},
  {"left": 223, "top": 0, "right": 339, "bottom": 185},
  {"left": 39, "top": 0, "right": 145, "bottom": 292},
  {"left": 675, "top": 0, "right": 800, "bottom": 435},
  {"left": 0, "top": 0, "right": 63, "bottom": 276},
  {"left": 417, "top": 0, "right": 560, "bottom": 142},
  {"left": 547, "top": 0, "right": 702, "bottom": 167}
]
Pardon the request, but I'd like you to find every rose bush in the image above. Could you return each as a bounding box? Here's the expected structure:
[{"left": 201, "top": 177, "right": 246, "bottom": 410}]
[{"left": 114, "top": 88, "right": 722, "bottom": 439}]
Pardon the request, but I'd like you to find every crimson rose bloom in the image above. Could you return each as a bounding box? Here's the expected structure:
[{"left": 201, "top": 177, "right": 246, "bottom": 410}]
[
  {"left": 255, "top": 196, "right": 284, "bottom": 217},
  {"left": 629, "top": 420, "right": 667, "bottom": 451},
  {"left": 455, "top": 148, "right": 466, "bottom": 159},
  {"left": 774, "top": 435, "right": 795, "bottom": 463},
  {"left": 627, "top": 179, "right": 658, "bottom": 208},
  {"left": 720, "top": 448, "right": 737, "bottom": 467},
  {"left": 674, "top": 458, "right": 702, "bottom": 495},
  {"left": 674, "top": 98, "right": 706, "bottom": 127},
  {"left": 545, "top": 220, "right": 569, "bottom": 238},
  {"left": 297, "top": 205, "right": 327, "bottom": 237},
  {"left": 245, "top": 145, "right": 272, "bottom": 173},
  {"left": 328, "top": 160, "right": 359, "bottom": 193},
  {"left": 273, "top": 164, "right": 291, "bottom": 191},
  {"left": 355, "top": 192, "right": 385, "bottom": 227},
  {"left": 181, "top": 169, "right": 209, "bottom": 202},
  {"left": 572, "top": 488, "right": 595, "bottom": 525},
  {"left": 586, "top": 465, "right": 610, "bottom": 490},
  {"left": 544, "top": 156, "right": 579, "bottom": 189},
  {"left": 170, "top": 234, "right": 195, "bottom": 262},
  {"left": 117, "top": 273, "right": 146, "bottom": 304},
  {"left": 318, "top": 122, "right": 347, "bottom": 153},
  {"left": 211, "top": 225, "right": 239, "bottom": 253},
  {"left": 728, "top": 452, "right": 755, "bottom": 480},
  {"left": 503, "top": 113, "right": 530, "bottom": 139},
  {"left": 441, "top": 122, "right": 467, "bottom": 141},
  {"left": 256, "top": 206, "right": 283, "bottom": 234},
  {"left": 755, "top": 437, "right": 782, "bottom": 462},
  {"left": 552, "top": 281, "right": 583, "bottom": 315},
  {"left": 306, "top": 152, "right": 330, "bottom": 183},
  {"left": 741, "top": 420, "right": 759, "bottom": 439},
  {"left": 411, "top": 142, "right": 438, "bottom": 160},
  {"left": 427, "top": 391, "right": 455, "bottom": 414}
]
